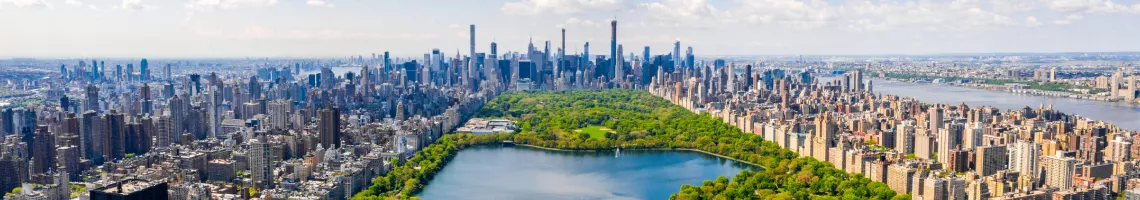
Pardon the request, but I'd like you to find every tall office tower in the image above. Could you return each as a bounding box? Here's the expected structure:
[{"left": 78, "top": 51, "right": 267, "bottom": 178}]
[
  {"left": 1043, "top": 153, "right": 1076, "bottom": 190},
  {"left": 115, "top": 65, "right": 122, "bottom": 81},
  {"left": 975, "top": 145, "right": 1007, "bottom": 176},
  {"left": 164, "top": 64, "right": 171, "bottom": 80},
  {"left": 383, "top": 51, "right": 391, "bottom": 72},
  {"left": 395, "top": 101, "right": 405, "bottom": 121},
  {"left": 318, "top": 106, "right": 341, "bottom": 149},
  {"left": 31, "top": 125, "right": 53, "bottom": 175},
  {"left": 686, "top": 47, "right": 694, "bottom": 68},
  {"left": 1, "top": 109, "right": 9, "bottom": 136},
  {"left": 269, "top": 100, "right": 291, "bottom": 130},
  {"left": 745, "top": 65, "right": 753, "bottom": 89},
  {"left": 937, "top": 123, "right": 964, "bottom": 165},
  {"left": 490, "top": 42, "right": 498, "bottom": 56},
  {"left": 470, "top": 25, "right": 476, "bottom": 72},
  {"left": 615, "top": 45, "right": 624, "bottom": 82},
  {"left": 167, "top": 96, "right": 184, "bottom": 144},
  {"left": 208, "top": 86, "right": 224, "bottom": 138},
  {"left": 642, "top": 46, "right": 650, "bottom": 63},
  {"left": 896, "top": 121, "right": 916, "bottom": 153},
  {"left": 250, "top": 136, "right": 274, "bottom": 189},
  {"left": 107, "top": 110, "right": 125, "bottom": 160},
  {"left": 673, "top": 40, "right": 681, "bottom": 69},
  {"left": 85, "top": 84, "right": 99, "bottom": 112},
  {"left": 18, "top": 108, "right": 36, "bottom": 155},
  {"left": 583, "top": 42, "right": 590, "bottom": 66},
  {"left": 141, "top": 84, "right": 153, "bottom": 115},
  {"left": 153, "top": 115, "right": 172, "bottom": 148},
  {"left": 560, "top": 28, "right": 566, "bottom": 68},
  {"left": 140, "top": 59, "right": 149, "bottom": 81},
  {"left": 929, "top": 106, "right": 943, "bottom": 130},
  {"left": 610, "top": 20, "right": 617, "bottom": 71},
  {"left": 127, "top": 64, "right": 137, "bottom": 81},
  {"left": 248, "top": 77, "right": 261, "bottom": 99}
]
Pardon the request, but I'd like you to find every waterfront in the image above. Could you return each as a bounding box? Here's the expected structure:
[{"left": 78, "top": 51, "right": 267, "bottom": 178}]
[
  {"left": 417, "top": 146, "right": 755, "bottom": 200},
  {"left": 866, "top": 78, "right": 1140, "bottom": 130}
]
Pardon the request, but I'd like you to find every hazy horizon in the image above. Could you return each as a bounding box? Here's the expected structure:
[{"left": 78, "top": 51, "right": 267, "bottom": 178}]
[{"left": 3, "top": 0, "right": 1140, "bottom": 58}]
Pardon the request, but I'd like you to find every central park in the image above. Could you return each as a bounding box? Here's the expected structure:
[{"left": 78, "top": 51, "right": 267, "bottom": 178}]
[{"left": 351, "top": 89, "right": 910, "bottom": 200}]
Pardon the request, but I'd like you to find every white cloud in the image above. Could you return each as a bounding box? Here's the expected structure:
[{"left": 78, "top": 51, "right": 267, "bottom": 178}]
[
  {"left": 64, "top": 0, "right": 82, "bottom": 6},
  {"left": 501, "top": 0, "right": 625, "bottom": 15},
  {"left": 639, "top": 0, "right": 718, "bottom": 22},
  {"left": 0, "top": 0, "right": 52, "bottom": 9},
  {"left": 119, "top": 0, "right": 154, "bottom": 11},
  {"left": 195, "top": 25, "right": 441, "bottom": 41},
  {"left": 306, "top": 0, "right": 334, "bottom": 8},
  {"left": 1043, "top": 0, "right": 1136, "bottom": 14},
  {"left": 732, "top": 0, "right": 839, "bottom": 29},
  {"left": 185, "top": 0, "right": 278, "bottom": 11},
  {"left": 1025, "top": 16, "right": 1042, "bottom": 27},
  {"left": 1052, "top": 13, "right": 1084, "bottom": 24},
  {"left": 564, "top": 17, "right": 600, "bottom": 27},
  {"left": 844, "top": 0, "right": 1037, "bottom": 32}
]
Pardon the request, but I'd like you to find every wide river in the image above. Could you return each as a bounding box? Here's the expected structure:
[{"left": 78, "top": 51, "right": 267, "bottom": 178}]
[
  {"left": 417, "top": 146, "right": 755, "bottom": 200},
  {"left": 863, "top": 78, "right": 1140, "bottom": 130}
]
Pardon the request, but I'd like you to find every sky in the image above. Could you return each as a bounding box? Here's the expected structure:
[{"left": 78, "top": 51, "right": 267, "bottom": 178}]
[{"left": 1, "top": 0, "right": 1139, "bottom": 58}]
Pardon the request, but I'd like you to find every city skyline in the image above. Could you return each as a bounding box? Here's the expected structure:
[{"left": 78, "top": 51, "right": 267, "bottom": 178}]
[{"left": 3, "top": 0, "right": 1140, "bottom": 58}]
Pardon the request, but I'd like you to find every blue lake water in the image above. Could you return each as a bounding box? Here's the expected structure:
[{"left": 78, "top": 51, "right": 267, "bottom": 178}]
[{"left": 417, "top": 146, "right": 754, "bottom": 200}]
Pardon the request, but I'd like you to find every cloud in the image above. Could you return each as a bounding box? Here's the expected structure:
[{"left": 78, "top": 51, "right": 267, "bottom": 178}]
[
  {"left": 564, "top": 17, "right": 600, "bottom": 27},
  {"left": 306, "top": 0, "right": 334, "bottom": 8},
  {"left": 64, "top": 0, "right": 82, "bottom": 6},
  {"left": 501, "top": 0, "right": 625, "bottom": 15},
  {"left": 0, "top": 0, "right": 52, "bottom": 9},
  {"left": 844, "top": 0, "right": 1040, "bottom": 32},
  {"left": 195, "top": 25, "right": 441, "bottom": 41},
  {"left": 1025, "top": 16, "right": 1042, "bottom": 27},
  {"left": 731, "top": 0, "right": 839, "bottom": 29},
  {"left": 119, "top": 0, "right": 154, "bottom": 11},
  {"left": 185, "top": 0, "right": 278, "bottom": 11},
  {"left": 1052, "top": 14, "right": 1084, "bottom": 24},
  {"left": 639, "top": 0, "right": 718, "bottom": 21}
]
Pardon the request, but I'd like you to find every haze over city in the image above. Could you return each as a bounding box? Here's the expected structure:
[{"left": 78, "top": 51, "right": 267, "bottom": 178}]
[{"left": 3, "top": 0, "right": 1140, "bottom": 58}]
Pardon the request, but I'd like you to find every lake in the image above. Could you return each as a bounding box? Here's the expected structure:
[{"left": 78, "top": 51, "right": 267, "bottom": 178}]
[{"left": 417, "top": 146, "right": 755, "bottom": 200}]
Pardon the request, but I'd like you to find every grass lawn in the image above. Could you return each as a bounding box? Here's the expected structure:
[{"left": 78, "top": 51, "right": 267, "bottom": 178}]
[{"left": 573, "top": 126, "right": 613, "bottom": 139}]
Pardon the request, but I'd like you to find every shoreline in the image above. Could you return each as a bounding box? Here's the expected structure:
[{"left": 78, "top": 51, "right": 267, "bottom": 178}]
[
  {"left": 876, "top": 77, "right": 1140, "bottom": 107},
  {"left": 513, "top": 144, "right": 764, "bottom": 168}
]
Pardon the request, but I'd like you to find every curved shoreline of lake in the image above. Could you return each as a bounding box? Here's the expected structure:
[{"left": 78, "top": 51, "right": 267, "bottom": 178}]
[{"left": 416, "top": 146, "right": 757, "bottom": 200}]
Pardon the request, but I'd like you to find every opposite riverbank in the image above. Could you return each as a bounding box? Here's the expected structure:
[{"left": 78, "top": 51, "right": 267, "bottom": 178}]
[{"left": 515, "top": 144, "right": 765, "bottom": 168}]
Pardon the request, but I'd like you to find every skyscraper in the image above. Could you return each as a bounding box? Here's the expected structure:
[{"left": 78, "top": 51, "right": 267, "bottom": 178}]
[
  {"left": 1043, "top": 153, "right": 1076, "bottom": 190},
  {"left": 86, "top": 84, "right": 99, "bottom": 112},
  {"left": 610, "top": 20, "right": 617, "bottom": 72},
  {"left": 319, "top": 106, "right": 341, "bottom": 149},
  {"left": 560, "top": 28, "right": 566, "bottom": 70},
  {"left": 673, "top": 40, "right": 681, "bottom": 69},
  {"left": 140, "top": 59, "right": 149, "bottom": 81},
  {"left": 470, "top": 24, "right": 476, "bottom": 82},
  {"left": 250, "top": 136, "right": 274, "bottom": 189}
]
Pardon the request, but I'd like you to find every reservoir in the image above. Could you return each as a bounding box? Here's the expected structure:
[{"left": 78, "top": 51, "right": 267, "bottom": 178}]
[
  {"left": 417, "top": 146, "right": 754, "bottom": 200},
  {"left": 867, "top": 78, "right": 1140, "bottom": 130}
]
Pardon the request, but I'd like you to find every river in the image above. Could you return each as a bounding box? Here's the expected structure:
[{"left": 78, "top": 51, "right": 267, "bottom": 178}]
[
  {"left": 862, "top": 78, "right": 1140, "bottom": 130},
  {"left": 416, "top": 146, "right": 755, "bottom": 200}
]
